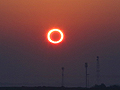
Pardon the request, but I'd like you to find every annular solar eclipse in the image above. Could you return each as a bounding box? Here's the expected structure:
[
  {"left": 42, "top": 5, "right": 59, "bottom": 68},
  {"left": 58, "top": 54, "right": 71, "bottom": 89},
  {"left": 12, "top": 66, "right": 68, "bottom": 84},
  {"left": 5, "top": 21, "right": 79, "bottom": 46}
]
[{"left": 47, "top": 29, "right": 64, "bottom": 44}]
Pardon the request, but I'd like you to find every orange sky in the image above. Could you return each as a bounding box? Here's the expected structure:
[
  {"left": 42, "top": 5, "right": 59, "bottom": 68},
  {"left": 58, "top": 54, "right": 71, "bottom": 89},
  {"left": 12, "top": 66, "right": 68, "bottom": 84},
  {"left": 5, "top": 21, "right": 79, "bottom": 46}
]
[
  {"left": 0, "top": 0, "right": 120, "bottom": 28},
  {"left": 0, "top": 0, "right": 120, "bottom": 87},
  {"left": 1, "top": 0, "right": 120, "bottom": 45}
]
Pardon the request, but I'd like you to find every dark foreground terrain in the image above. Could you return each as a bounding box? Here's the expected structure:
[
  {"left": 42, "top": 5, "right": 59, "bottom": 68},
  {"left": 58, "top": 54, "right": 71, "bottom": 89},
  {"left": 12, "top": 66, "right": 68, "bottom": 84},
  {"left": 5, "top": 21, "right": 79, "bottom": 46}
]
[
  {"left": 0, "top": 84, "right": 120, "bottom": 90},
  {"left": 0, "top": 86, "right": 120, "bottom": 90}
]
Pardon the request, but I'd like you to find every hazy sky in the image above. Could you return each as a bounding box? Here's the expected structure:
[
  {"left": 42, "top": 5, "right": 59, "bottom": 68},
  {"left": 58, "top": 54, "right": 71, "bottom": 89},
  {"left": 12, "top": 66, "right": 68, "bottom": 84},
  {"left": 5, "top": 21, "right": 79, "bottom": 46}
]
[{"left": 0, "top": 0, "right": 120, "bottom": 87}]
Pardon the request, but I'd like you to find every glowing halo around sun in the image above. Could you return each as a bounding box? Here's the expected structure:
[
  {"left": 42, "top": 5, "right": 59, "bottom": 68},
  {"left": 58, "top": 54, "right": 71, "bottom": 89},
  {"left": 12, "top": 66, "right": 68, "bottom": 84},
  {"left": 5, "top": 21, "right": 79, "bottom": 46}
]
[{"left": 47, "top": 29, "right": 64, "bottom": 44}]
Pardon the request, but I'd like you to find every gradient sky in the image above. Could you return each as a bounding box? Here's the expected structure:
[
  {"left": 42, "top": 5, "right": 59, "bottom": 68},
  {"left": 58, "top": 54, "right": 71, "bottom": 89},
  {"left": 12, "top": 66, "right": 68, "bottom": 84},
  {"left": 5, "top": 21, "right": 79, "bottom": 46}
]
[{"left": 0, "top": 0, "right": 120, "bottom": 87}]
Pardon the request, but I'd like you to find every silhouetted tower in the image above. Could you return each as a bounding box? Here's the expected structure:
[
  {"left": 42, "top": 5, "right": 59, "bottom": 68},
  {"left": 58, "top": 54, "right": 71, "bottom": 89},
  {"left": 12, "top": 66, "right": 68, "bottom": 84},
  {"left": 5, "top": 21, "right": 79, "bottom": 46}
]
[
  {"left": 85, "top": 63, "right": 88, "bottom": 88},
  {"left": 96, "top": 56, "right": 100, "bottom": 85},
  {"left": 61, "top": 67, "right": 64, "bottom": 87},
  {"left": 87, "top": 74, "right": 90, "bottom": 87}
]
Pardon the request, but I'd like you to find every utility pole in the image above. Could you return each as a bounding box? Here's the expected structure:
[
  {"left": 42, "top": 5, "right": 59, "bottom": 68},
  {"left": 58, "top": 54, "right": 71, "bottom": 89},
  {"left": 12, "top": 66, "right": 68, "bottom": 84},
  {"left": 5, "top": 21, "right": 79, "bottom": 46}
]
[
  {"left": 61, "top": 67, "right": 64, "bottom": 87},
  {"left": 85, "top": 63, "right": 88, "bottom": 88}
]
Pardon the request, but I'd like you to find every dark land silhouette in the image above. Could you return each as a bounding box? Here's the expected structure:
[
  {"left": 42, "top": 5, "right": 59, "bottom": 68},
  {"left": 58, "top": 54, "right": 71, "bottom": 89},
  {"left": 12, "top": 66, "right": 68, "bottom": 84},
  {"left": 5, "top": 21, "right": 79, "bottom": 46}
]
[{"left": 0, "top": 84, "right": 120, "bottom": 90}]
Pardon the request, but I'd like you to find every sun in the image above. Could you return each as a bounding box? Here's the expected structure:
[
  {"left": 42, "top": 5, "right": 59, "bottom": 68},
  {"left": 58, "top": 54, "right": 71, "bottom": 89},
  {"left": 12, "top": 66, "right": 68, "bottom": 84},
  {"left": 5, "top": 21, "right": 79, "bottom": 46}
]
[{"left": 47, "top": 29, "right": 64, "bottom": 44}]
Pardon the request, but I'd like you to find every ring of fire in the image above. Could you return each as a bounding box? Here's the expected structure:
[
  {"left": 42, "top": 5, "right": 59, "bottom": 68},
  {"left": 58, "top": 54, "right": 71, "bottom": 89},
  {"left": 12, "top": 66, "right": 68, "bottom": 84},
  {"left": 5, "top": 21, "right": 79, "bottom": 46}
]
[{"left": 47, "top": 29, "right": 64, "bottom": 44}]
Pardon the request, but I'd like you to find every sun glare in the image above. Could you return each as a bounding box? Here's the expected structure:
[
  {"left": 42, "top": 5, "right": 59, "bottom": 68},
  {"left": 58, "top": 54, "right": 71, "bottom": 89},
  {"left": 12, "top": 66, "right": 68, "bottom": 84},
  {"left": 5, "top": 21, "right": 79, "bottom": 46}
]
[{"left": 47, "top": 29, "right": 64, "bottom": 44}]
